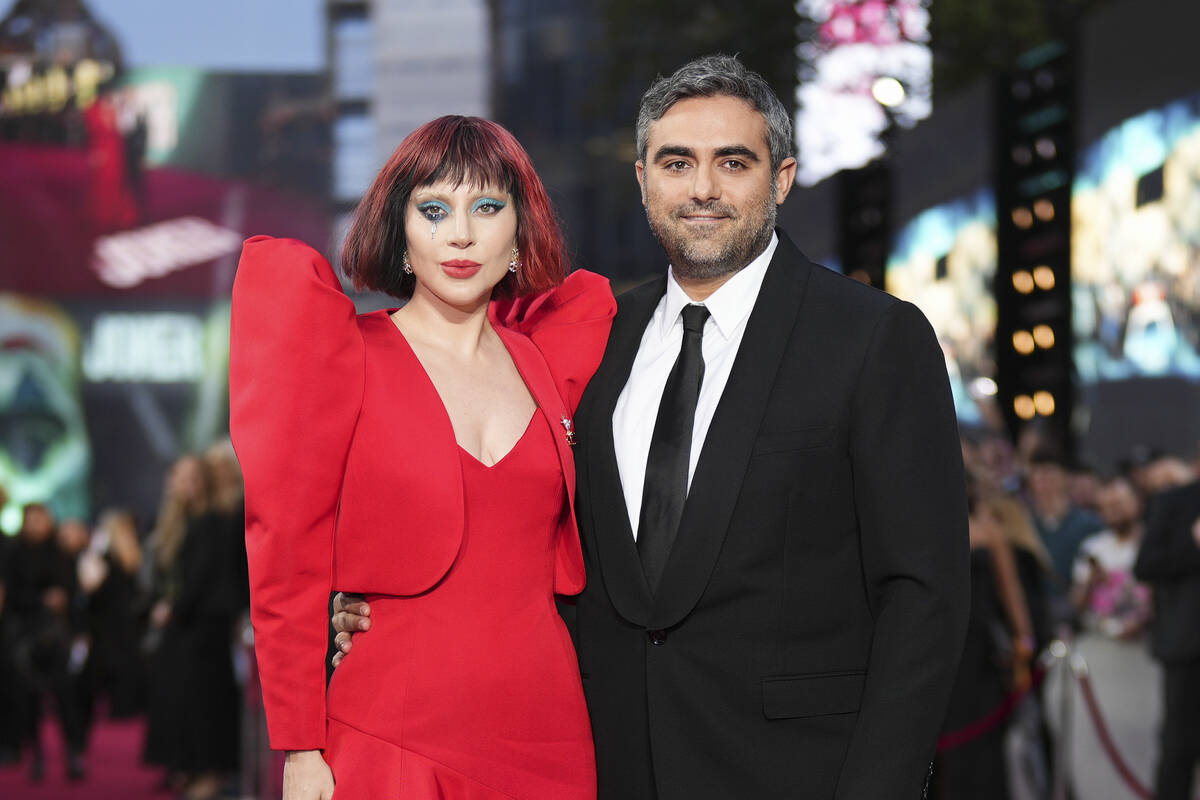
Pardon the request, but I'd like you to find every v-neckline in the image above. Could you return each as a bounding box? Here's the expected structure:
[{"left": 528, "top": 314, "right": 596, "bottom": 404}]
[
  {"left": 384, "top": 311, "right": 539, "bottom": 467},
  {"left": 457, "top": 409, "right": 540, "bottom": 470}
]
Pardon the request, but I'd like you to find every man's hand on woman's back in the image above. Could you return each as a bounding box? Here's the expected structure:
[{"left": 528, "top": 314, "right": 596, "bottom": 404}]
[{"left": 330, "top": 592, "right": 371, "bottom": 668}]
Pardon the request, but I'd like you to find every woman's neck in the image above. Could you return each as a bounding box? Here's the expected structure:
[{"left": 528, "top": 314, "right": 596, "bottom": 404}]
[{"left": 393, "top": 286, "right": 493, "bottom": 357}]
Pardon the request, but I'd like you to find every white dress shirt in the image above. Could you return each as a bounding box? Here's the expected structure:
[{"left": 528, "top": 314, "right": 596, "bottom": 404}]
[{"left": 613, "top": 233, "right": 778, "bottom": 540}]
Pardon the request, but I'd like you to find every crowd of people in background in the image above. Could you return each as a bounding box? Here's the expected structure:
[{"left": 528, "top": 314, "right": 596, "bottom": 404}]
[
  {"left": 2, "top": 426, "right": 1199, "bottom": 800},
  {"left": 941, "top": 427, "right": 1200, "bottom": 800},
  {"left": 0, "top": 440, "right": 249, "bottom": 800}
]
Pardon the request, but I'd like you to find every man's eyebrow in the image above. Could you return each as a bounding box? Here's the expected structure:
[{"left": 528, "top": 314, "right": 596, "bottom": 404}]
[
  {"left": 714, "top": 145, "right": 761, "bottom": 161},
  {"left": 652, "top": 145, "right": 696, "bottom": 161}
]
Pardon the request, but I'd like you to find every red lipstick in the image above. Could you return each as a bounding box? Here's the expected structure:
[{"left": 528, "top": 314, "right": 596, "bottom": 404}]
[{"left": 441, "top": 259, "right": 482, "bottom": 279}]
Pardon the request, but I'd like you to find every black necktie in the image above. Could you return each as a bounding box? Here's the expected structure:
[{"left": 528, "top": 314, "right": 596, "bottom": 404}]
[{"left": 637, "top": 303, "right": 710, "bottom": 593}]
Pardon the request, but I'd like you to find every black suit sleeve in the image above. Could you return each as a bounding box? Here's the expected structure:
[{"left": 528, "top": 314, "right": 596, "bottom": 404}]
[
  {"left": 1135, "top": 486, "right": 1200, "bottom": 582},
  {"left": 836, "top": 301, "right": 971, "bottom": 800}
]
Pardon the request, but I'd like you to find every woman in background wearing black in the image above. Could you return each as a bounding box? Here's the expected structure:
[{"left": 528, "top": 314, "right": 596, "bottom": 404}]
[
  {"left": 79, "top": 508, "right": 147, "bottom": 717},
  {"left": 936, "top": 486, "right": 1038, "bottom": 799},
  {"left": 144, "top": 455, "right": 241, "bottom": 800}
]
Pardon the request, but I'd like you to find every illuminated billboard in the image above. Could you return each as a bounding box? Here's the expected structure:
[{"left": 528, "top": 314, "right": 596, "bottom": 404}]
[
  {"left": 1072, "top": 92, "right": 1200, "bottom": 382},
  {"left": 795, "top": 0, "right": 933, "bottom": 185},
  {"left": 886, "top": 189, "right": 997, "bottom": 425},
  {"left": 0, "top": 54, "right": 330, "bottom": 530}
]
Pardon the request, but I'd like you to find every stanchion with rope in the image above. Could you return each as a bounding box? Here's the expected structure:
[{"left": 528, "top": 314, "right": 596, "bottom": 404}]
[
  {"left": 1065, "top": 645, "right": 1197, "bottom": 800},
  {"left": 940, "top": 637, "right": 1198, "bottom": 800},
  {"left": 1047, "top": 640, "right": 1073, "bottom": 800}
]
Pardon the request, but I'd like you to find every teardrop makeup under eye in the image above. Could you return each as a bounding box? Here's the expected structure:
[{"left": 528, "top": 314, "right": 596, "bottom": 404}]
[
  {"left": 417, "top": 200, "right": 450, "bottom": 221},
  {"left": 471, "top": 197, "right": 507, "bottom": 213}
]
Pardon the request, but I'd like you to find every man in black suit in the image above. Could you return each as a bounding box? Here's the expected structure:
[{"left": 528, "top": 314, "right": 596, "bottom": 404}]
[
  {"left": 1135, "top": 472, "right": 1200, "bottom": 800},
  {"left": 335, "top": 55, "right": 969, "bottom": 799}
]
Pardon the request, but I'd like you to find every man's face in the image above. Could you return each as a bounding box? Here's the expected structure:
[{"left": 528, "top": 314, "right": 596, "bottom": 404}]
[
  {"left": 1097, "top": 479, "right": 1140, "bottom": 531},
  {"left": 1028, "top": 462, "right": 1067, "bottom": 503},
  {"left": 636, "top": 95, "right": 795, "bottom": 281}
]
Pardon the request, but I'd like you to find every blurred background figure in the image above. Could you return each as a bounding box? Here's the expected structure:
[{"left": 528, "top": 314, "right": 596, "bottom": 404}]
[
  {"left": 3, "top": 503, "right": 87, "bottom": 782},
  {"left": 143, "top": 455, "right": 241, "bottom": 800},
  {"left": 55, "top": 517, "right": 99, "bottom": 759},
  {"left": 1068, "top": 463, "right": 1102, "bottom": 515},
  {"left": 78, "top": 508, "right": 147, "bottom": 719},
  {"left": 204, "top": 439, "right": 249, "bottom": 616},
  {"left": 1141, "top": 453, "right": 1197, "bottom": 498},
  {"left": 936, "top": 482, "right": 1038, "bottom": 800},
  {"left": 1024, "top": 447, "right": 1106, "bottom": 629},
  {"left": 1072, "top": 477, "right": 1152, "bottom": 639},
  {"left": 1135, "top": 455, "right": 1200, "bottom": 800},
  {"left": 1066, "top": 475, "right": 1158, "bottom": 797},
  {"left": 984, "top": 493, "right": 1055, "bottom": 798},
  {"left": 0, "top": 484, "right": 19, "bottom": 764}
]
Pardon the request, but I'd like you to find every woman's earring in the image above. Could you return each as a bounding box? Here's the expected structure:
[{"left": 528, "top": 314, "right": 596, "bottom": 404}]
[
  {"left": 508, "top": 246, "right": 520, "bottom": 274},
  {"left": 402, "top": 251, "right": 413, "bottom": 275}
]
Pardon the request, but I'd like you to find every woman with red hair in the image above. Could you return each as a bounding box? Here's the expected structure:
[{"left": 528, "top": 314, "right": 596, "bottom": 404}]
[{"left": 229, "top": 116, "right": 614, "bottom": 799}]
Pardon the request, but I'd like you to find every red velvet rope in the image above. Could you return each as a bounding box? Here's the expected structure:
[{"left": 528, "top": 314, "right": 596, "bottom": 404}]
[
  {"left": 939, "top": 646, "right": 1200, "bottom": 800},
  {"left": 1074, "top": 670, "right": 1153, "bottom": 799},
  {"left": 937, "top": 665, "right": 1046, "bottom": 751}
]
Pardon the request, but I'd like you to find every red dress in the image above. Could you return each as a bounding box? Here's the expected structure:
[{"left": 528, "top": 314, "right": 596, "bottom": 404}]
[{"left": 228, "top": 237, "right": 614, "bottom": 798}]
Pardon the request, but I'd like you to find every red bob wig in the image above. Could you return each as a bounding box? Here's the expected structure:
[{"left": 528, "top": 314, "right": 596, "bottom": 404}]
[{"left": 342, "top": 116, "right": 567, "bottom": 298}]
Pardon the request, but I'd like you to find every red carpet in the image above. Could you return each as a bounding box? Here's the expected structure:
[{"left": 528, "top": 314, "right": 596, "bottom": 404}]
[{"left": 0, "top": 715, "right": 172, "bottom": 800}]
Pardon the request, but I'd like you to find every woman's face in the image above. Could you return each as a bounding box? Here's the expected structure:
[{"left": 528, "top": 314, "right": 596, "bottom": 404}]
[
  {"left": 169, "top": 456, "right": 206, "bottom": 504},
  {"left": 404, "top": 179, "right": 518, "bottom": 311}
]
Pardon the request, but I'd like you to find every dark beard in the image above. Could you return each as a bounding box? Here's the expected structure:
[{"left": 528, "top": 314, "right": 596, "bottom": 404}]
[{"left": 647, "top": 195, "right": 777, "bottom": 281}]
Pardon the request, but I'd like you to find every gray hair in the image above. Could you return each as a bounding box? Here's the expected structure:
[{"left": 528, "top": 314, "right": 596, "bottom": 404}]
[{"left": 635, "top": 54, "right": 795, "bottom": 173}]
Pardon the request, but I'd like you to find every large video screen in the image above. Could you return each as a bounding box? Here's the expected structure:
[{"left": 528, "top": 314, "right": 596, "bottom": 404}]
[
  {"left": 1072, "top": 92, "right": 1200, "bottom": 382},
  {"left": 885, "top": 189, "right": 997, "bottom": 426},
  {"left": 1, "top": 61, "right": 330, "bottom": 531}
]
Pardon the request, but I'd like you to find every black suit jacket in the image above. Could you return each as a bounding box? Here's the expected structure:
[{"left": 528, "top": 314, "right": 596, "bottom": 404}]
[
  {"left": 569, "top": 232, "right": 970, "bottom": 800},
  {"left": 1134, "top": 479, "right": 1200, "bottom": 663}
]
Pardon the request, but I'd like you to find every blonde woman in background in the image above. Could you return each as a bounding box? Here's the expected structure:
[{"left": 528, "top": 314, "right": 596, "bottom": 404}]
[{"left": 143, "top": 455, "right": 241, "bottom": 800}]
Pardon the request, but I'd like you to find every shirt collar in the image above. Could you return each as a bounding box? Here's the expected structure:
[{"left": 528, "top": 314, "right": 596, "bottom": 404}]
[{"left": 660, "top": 232, "right": 778, "bottom": 340}]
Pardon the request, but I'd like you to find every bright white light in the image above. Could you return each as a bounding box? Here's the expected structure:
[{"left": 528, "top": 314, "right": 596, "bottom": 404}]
[
  {"left": 872, "top": 76, "right": 906, "bottom": 107},
  {"left": 970, "top": 376, "right": 998, "bottom": 397}
]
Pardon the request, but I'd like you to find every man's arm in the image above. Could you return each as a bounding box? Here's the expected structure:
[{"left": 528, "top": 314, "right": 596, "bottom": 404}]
[
  {"left": 836, "top": 301, "right": 971, "bottom": 800},
  {"left": 330, "top": 593, "right": 581, "bottom": 662}
]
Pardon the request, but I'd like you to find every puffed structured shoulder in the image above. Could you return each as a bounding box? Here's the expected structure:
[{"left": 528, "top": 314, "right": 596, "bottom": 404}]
[
  {"left": 234, "top": 236, "right": 358, "bottom": 327},
  {"left": 229, "top": 235, "right": 364, "bottom": 750},
  {"left": 490, "top": 269, "right": 616, "bottom": 413}
]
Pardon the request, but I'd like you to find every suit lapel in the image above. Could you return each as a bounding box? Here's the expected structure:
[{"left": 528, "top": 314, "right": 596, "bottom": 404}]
[
  {"left": 647, "top": 232, "right": 814, "bottom": 630},
  {"left": 584, "top": 276, "right": 665, "bottom": 627}
]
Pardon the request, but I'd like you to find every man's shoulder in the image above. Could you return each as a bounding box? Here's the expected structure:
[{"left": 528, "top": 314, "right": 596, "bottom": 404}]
[
  {"left": 803, "top": 261, "right": 899, "bottom": 316},
  {"left": 614, "top": 274, "right": 666, "bottom": 310},
  {"left": 785, "top": 259, "right": 930, "bottom": 350}
]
